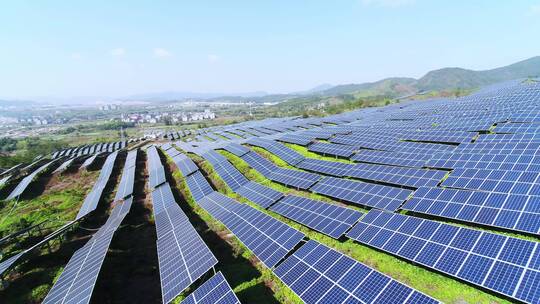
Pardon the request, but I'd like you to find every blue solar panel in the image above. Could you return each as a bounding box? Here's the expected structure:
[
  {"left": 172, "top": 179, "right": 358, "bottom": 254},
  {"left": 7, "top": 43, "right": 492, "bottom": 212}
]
[
  {"left": 346, "top": 209, "right": 540, "bottom": 303},
  {"left": 236, "top": 181, "right": 284, "bottom": 208},
  {"left": 399, "top": 130, "right": 477, "bottom": 144},
  {"left": 180, "top": 272, "right": 240, "bottom": 304},
  {"left": 246, "top": 138, "right": 305, "bottom": 165},
  {"left": 308, "top": 142, "right": 357, "bottom": 158},
  {"left": 277, "top": 133, "right": 314, "bottom": 146},
  {"left": 210, "top": 160, "right": 248, "bottom": 191},
  {"left": 186, "top": 171, "right": 214, "bottom": 202},
  {"left": 269, "top": 167, "right": 320, "bottom": 190},
  {"left": 351, "top": 150, "right": 432, "bottom": 168},
  {"left": 403, "top": 186, "right": 540, "bottom": 234},
  {"left": 198, "top": 192, "right": 304, "bottom": 268},
  {"left": 441, "top": 168, "right": 540, "bottom": 195},
  {"left": 222, "top": 143, "right": 250, "bottom": 157},
  {"left": 240, "top": 151, "right": 277, "bottom": 177},
  {"left": 296, "top": 158, "right": 354, "bottom": 177},
  {"left": 274, "top": 240, "right": 440, "bottom": 304},
  {"left": 201, "top": 150, "right": 228, "bottom": 166},
  {"left": 425, "top": 152, "right": 540, "bottom": 172},
  {"left": 270, "top": 195, "right": 363, "bottom": 238},
  {"left": 346, "top": 163, "right": 447, "bottom": 188},
  {"left": 310, "top": 176, "right": 413, "bottom": 211}
]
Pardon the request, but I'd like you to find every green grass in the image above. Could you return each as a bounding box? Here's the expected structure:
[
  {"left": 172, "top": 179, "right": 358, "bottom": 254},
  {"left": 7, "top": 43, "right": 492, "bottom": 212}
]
[
  {"left": 210, "top": 149, "right": 513, "bottom": 304},
  {"left": 0, "top": 170, "right": 98, "bottom": 237}
]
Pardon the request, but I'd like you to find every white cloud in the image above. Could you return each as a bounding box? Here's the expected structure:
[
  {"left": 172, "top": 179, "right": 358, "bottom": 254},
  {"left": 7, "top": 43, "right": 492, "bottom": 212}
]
[
  {"left": 361, "top": 0, "right": 415, "bottom": 8},
  {"left": 110, "top": 48, "right": 126, "bottom": 56},
  {"left": 530, "top": 4, "right": 540, "bottom": 15},
  {"left": 208, "top": 54, "right": 220, "bottom": 63},
  {"left": 153, "top": 48, "right": 172, "bottom": 58}
]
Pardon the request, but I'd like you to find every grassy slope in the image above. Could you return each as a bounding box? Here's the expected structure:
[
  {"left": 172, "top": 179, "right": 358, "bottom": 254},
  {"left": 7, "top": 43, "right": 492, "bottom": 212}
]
[
  {"left": 0, "top": 170, "right": 100, "bottom": 303},
  {"left": 215, "top": 148, "right": 511, "bottom": 304}
]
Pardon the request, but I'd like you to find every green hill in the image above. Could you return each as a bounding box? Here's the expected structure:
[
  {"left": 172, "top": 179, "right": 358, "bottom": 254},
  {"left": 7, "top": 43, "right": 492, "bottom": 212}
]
[{"left": 318, "top": 56, "right": 540, "bottom": 97}]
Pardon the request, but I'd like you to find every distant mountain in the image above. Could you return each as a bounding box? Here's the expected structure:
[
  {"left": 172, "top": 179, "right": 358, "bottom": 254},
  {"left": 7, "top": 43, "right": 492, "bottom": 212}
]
[
  {"left": 317, "top": 56, "right": 540, "bottom": 98},
  {"left": 415, "top": 56, "right": 540, "bottom": 90}
]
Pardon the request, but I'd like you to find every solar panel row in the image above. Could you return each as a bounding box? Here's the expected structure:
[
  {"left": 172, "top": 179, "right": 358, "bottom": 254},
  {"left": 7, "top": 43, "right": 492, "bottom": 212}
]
[
  {"left": 76, "top": 152, "right": 118, "bottom": 219},
  {"left": 43, "top": 197, "right": 132, "bottom": 304},
  {"left": 274, "top": 240, "right": 440, "bottom": 304},
  {"left": 198, "top": 192, "right": 305, "bottom": 268},
  {"left": 114, "top": 149, "right": 138, "bottom": 201},
  {"left": 269, "top": 195, "right": 363, "bottom": 239},
  {"left": 346, "top": 209, "right": 539, "bottom": 304},
  {"left": 403, "top": 186, "right": 540, "bottom": 234},
  {"left": 151, "top": 182, "right": 218, "bottom": 304}
]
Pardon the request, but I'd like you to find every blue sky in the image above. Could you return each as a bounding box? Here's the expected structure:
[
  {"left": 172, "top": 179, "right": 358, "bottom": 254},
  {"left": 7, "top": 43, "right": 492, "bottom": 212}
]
[{"left": 1, "top": 0, "right": 540, "bottom": 99}]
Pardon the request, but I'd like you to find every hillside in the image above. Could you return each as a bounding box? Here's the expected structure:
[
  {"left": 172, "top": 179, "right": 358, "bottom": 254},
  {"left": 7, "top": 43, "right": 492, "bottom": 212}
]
[{"left": 316, "top": 56, "right": 540, "bottom": 98}]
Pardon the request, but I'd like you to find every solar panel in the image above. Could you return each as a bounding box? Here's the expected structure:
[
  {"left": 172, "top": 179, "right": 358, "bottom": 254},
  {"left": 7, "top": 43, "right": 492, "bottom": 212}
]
[
  {"left": 6, "top": 160, "right": 56, "bottom": 200},
  {"left": 76, "top": 152, "right": 118, "bottom": 219},
  {"left": 274, "top": 240, "right": 440, "bottom": 304},
  {"left": 186, "top": 171, "right": 214, "bottom": 202},
  {"left": 150, "top": 182, "right": 218, "bottom": 303},
  {"left": 296, "top": 158, "right": 354, "bottom": 177},
  {"left": 222, "top": 143, "right": 250, "bottom": 157},
  {"left": 240, "top": 151, "right": 277, "bottom": 177},
  {"left": 199, "top": 192, "right": 304, "bottom": 268},
  {"left": 351, "top": 150, "right": 432, "bottom": 168},
  {"left": 308, "top": 142, "right": 357, "bottom": 158},
  {"left": 270, "top": 195, "right": 363, "bottom": 238},
  {"left": 149, "top": 166, "right": 167, "bottom": 189},
  {"left": 310, "top": 176, "right": 413, "bottom": 211},
  {"left": 246, "top": 138, "right": 305, "bottom": 165},
  {"left": 81, "top": 153, "right": 101, "bottom": 169},
  {"left": 403, "top": 186, "right": 540, "bottom": 234},
  {"left": 180, "top": 271, "right": 240, "bottom": 304},
  {"left": 201, "top": 150, "right": 228, "bottom": 166},
  {"left": 269, "top": 167, "right": 320, "bottom": 190},
  {"left": 211, "top": 161, "right": 249, "bottom": 191},
  {"left": 53, "top": 157, "right": 76, "bottom": 174},
  {"left": 114, "top": 150, "right": 138, "bottom": 201},
  {"left": 346, "top": 209, "right": 540, "bottom": 304},
  {"left": 441, "top": 168, "right": 540, "bottom": 195},
  {"left": 43, "top": 198, "right": 131, "bottom": 304},
  {"left": 346, "top": 163, "right": 447, "bottom": 188},
  {"left": 399, "top": 130, "right": 477, "bottom": 144},
  {"left": 277, "top": 133, "right": 314, "bottom": 146},
  {"left": 425, "top": 151, "right": 540, "bottom": 172},
  {"left": 236, "top": 181, "right": 284, "bottom": 208}
]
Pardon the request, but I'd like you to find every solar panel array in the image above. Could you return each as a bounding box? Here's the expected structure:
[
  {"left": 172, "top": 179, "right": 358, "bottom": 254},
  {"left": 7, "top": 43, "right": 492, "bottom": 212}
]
[
  {"left": 76, "top": 151, "right": 118, "bottom": 219},
  {"left": 311, "top": 176, "right": 413, "bottom": 211},
  {"left": 199, "top": 192, "right": 305, "bottom": 268},
  {"left": 308, "top": 142, "right": 357, "bottom": 158},
  {"left": 43, "top": 197, "right": 132, "bottom": 304},
  {"left": 6, "top": 160, "right": 56, "bottom": 200},
  {"left": 246, "top": 138, "right": 305, "bottom": 165},
  {"left": 180, "top": 272, "right": 240, "bottom": 304},
  {"left": 347, "top": 209, "right": 539, "bottom": 303},
  {"left": 151, "top": 182, "right": 218, "bottom": 303},
  {"left": 222, "top": 143, "right": 250, "bottom": 157},
  {"left": 53, "top": 141, "right": 126, "bottom": 159},
  {"left": 186, "top": 171, "right": 214, "bottom": 202},
  {"left": 163, "top": 147, "right": 199, "bottom": 176},
  {"left": 236, "top": 181, "right": 284, "bottom": 208},
  {"left": 274, "top": 240, "right": 440, "bottom": 304},
  {"left": 148, "top": 146, "right": 167, "bottom": 189},
  {"left": 114, "top": 149, "right": 138, "bottom": 201},
  {"left": 270, "top": 195, "right": 363, "bottom": 238},
  {"left": 403, "top": 186, "right": 540, "bottom": 234}
]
